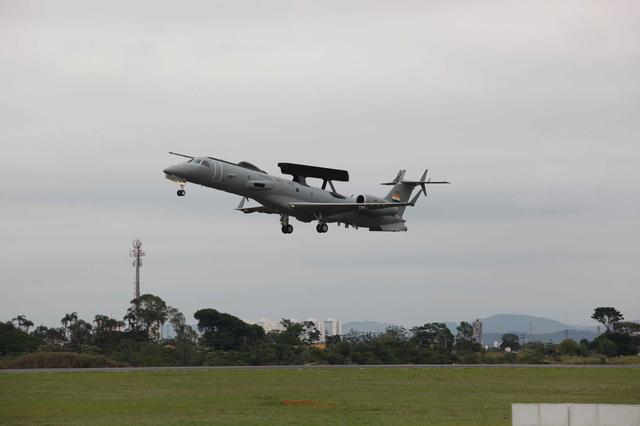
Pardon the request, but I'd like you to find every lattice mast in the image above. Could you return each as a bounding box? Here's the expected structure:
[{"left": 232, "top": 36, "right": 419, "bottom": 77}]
[{"left": 129, "top": 239, "right": 145, "bottom": 299}]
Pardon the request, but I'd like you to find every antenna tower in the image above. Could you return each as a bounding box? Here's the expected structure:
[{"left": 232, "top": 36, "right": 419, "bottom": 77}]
[{"left": 130, "top": 239, "right": 145, "bottom": 299}]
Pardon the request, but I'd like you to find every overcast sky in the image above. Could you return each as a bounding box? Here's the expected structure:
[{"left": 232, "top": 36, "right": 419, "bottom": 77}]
[{"left": 1, "top": 0, "right": 638, "bottom": 329}]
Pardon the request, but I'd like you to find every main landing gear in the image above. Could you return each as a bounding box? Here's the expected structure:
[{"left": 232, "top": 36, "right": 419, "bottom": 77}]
[
  {"left": 280, "top": 214, "right": 293, "bottom": 234},
  {"left": 316, "top": 223, "right": 328, "bottom": 233}
]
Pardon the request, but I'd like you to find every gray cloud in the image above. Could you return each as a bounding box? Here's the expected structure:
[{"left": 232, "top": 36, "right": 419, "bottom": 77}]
[{"left": 1, "top": 0, "right": 639, "bottom": 328}]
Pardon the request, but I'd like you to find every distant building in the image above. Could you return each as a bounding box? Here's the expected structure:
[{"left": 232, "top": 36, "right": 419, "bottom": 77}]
[
  {"left": 251, "top": 317, "right": 341, "bottom": 342},
  {"left": 160, "top": 323, "right": 176, "bottom": 340},
  {"left": 323, "top": 318, "right": 342, "bottom": 340},
  {"left": 472, "top": 319, "right": 483, "bottom": 345},
  {"left": 254, "top": 319, "right": 285, "bottom": 333}
]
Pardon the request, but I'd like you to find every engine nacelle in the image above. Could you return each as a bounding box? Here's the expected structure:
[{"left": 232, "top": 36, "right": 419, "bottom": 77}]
[
  {"left": 356, "top": 194, "right": 398, "bottom": 216},
  {"left": 356, "top": 194, "right": 386, "bottom": 204}
]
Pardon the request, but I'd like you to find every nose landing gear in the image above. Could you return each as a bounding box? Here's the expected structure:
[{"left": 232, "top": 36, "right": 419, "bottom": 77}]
[
  {"left": 176, "top": 181, "right": 186, "bottom": 197},
  {"left": 316, "top": 223, "right": 328, "bottom": 233}
]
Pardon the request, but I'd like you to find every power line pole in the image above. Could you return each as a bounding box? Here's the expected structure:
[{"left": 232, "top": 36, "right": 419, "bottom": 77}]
[{"left": 130, "top": 239, "right": 145, "bottom": 299}]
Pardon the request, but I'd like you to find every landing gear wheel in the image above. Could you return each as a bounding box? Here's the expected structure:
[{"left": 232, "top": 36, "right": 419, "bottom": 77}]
[
  {"left": 280, "top": 214, "right": 293, "bottom": 234},
  {"left": 316, "top": 223, "right": 328, "bottom": 233},
  {"left": 177, "top": 189, "right": 185, "bottom": 196}
]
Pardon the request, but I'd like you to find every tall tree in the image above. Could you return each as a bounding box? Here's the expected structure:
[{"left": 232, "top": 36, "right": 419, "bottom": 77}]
[
  {"left": 11, "top": 315, "right": 34, "bottom": 333},
  {"left": 500, "top": 333, "right": 521, "bottom": 351},
  {"left": 31, "top": 325, "right": 66, "bottom": 345},
  {"left": 93, "top": 314, "right": 125, "bottom": 348},
  {"left": 455, "top": 321, "right": 481, "bottom": 353},
  {"left": 614, "top": 321, "right": 640, "bottom": 335},
  {"left": 411, "top": 323, "right": 454, "bottom": 352},
  {"left": 195, "top": 308, "right": 264, "bottom": 350},
  {"left": 124, "top": 294, "right": 169, "bottom": 342},
  {"left": 61, "top": 312, "right": 78, "bottom": 339},
  {"left": 167, "top": 307, "right": 197, "bottom": 344},
  {"left": 276, "top": 319, "right": 321, "bottom": 346},
  {"left": 68, "top": 318, "right": 93, "bottom": 348},
  {"left": 591, "top": 307, "right": 624, "bottom": 332}
]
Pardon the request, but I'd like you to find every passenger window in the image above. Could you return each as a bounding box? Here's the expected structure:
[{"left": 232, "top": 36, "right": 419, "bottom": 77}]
[{"left": 201, "top": 160, "right": 210, "bottom": 167}]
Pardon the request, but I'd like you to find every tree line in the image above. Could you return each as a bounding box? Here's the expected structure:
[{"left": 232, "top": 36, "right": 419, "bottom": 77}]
[{"left": 1, "top": 296, "right": 638, "bottom": 367}]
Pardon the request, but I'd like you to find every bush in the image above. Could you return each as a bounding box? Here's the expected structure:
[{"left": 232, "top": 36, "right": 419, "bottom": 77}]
[
  {"left": 0, "top": 322, "right": 42, "bottom": 355},
  {"left": 557, "top": 356, "right": 605, "bottom": 365},
  {"left": 558, "top": 339, "right": 579, "bottom": 356},
  {"left": 519, "top": 352, "right": 547, "bottom": 364},
  {"left": 457, "top": 352, "right": 482, "bottom": 364},
  {"left": 606, "top": 355, "right": 640, "bottom": 365},
  {"left": 1, "top": 351, "right": 126, "bottom": 369}
]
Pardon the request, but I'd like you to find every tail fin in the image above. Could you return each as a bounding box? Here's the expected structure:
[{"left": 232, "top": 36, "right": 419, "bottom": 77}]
[{"left": 382, "top": 169, "right": 450, "bottom": 217}]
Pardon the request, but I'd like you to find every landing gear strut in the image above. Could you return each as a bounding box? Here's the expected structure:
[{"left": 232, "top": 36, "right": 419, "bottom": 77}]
[
  {"left": 280, "top": 215, "right": 293, "bottom": 234},
  {"left": 316, "top": 223, "right": 328, "bottom": 233},
  {"left": 176, "top": 181, "right": 186, "bottom": 197}
]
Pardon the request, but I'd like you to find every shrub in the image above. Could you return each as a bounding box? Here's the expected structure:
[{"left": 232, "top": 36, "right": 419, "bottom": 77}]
[
  {"left": 2, "top": 351, "right": 126, "bottom": 369},
  {"left": 519, "top": 352, "right": 547, "bottom": 364}
]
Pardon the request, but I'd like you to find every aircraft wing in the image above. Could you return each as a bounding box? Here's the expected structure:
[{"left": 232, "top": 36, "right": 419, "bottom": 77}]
[
  {"left": 289, "top": 201, "right": 413, "bottom": 214},
  {"left": 237, "top": 206, "right": 278, "bottom": 214}
]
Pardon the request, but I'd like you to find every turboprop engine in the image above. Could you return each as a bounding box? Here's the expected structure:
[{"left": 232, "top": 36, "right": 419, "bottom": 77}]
[
  {"left": 356, "top": 194, "right": 385, "bottom": 204},
  {"left": 356, "top": 194, "right": 399, "bottom": 216}
]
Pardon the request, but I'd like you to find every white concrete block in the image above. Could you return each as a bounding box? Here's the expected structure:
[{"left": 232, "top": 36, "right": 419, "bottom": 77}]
[
  {"left": 569, "top": 404, "right": 598, "bottom": 426},
  {"left": 512, "top": 403, "right": 540, "bottom": 426},
  {"left": 598, "top": 404, "right": 640, "bottom": 426},
  {"left": 512, "top": 404, "right": 640, "bottom": 426}
]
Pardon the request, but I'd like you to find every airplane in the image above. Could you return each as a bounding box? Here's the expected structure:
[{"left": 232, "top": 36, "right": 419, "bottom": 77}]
[{"left": 163, "top": 152, "right": 449, "bottom": 234}]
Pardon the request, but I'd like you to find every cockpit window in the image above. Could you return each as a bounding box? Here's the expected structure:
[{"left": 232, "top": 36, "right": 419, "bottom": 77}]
[
  {"left": 187, "top": 159, "right": 195, "bottom": 163},
  {"left": 201, "top": 160, "right": 210, "bottom": 167}
]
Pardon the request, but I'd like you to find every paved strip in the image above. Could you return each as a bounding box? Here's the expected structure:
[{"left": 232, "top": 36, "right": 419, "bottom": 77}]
[{"left": 2, "top": 364, "right": 639, "bottom": 374}]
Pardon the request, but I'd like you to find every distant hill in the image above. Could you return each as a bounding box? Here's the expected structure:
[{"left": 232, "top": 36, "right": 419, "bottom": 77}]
[
  {"left": 479, "top": 314, "right": 595, "bottom": 334},
  {"left": 344, "top": 314, "right": 602, "bottom": 338},
  {"left": 483, "top": 330, "right": 598, "bottom": 346},
  {"left": 343, "top": 321, "right": 458, "bottom": 334}
]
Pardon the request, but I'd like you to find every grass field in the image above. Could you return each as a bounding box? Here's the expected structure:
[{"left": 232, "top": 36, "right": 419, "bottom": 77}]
[{"left": 1, "top": 367, "right": 639, "bottom": 425}]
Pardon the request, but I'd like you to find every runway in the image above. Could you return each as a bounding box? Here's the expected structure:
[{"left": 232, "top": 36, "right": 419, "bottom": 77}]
[{"left": 2, "top": 363, "right": 639, "bottom": 374}]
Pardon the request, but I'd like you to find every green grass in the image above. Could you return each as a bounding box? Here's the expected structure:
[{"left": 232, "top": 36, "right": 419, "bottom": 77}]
[{"left": 1, "top": 367, "right": 639, "bottom": 425}]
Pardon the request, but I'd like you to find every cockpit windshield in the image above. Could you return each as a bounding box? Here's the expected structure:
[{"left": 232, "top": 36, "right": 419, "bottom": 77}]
[{"left": 187, "top": 159, "right": 209, "bottom": 166}]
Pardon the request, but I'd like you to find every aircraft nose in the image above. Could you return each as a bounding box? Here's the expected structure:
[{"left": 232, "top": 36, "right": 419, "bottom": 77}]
[{"left": 163, "top": 165, "right": 180, "bottom": 176}]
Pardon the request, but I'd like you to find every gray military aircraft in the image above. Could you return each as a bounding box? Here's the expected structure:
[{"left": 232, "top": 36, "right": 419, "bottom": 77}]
[{"left": 163, "top": 152, "right": 449, "bottom": 234}]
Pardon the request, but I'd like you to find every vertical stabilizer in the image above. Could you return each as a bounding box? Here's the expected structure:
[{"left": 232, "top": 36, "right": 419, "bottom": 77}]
[{"left": 381, "top": 169, "right": 448, "bottom": 217}]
